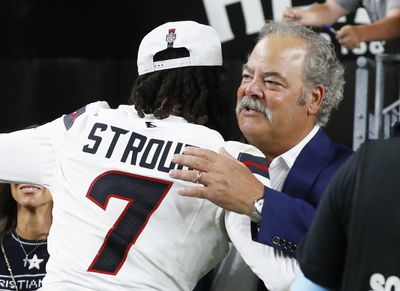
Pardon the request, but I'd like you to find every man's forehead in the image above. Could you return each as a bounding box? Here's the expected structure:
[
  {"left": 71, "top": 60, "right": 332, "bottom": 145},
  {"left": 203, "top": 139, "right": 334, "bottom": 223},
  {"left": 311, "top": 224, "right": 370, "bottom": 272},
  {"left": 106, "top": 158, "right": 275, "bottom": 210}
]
[
  {"left": 245, "top": 36, "right": 307, "bottom": 66},
  {"left": 256, "top": 34, "right": 308, "bottom": 53}
]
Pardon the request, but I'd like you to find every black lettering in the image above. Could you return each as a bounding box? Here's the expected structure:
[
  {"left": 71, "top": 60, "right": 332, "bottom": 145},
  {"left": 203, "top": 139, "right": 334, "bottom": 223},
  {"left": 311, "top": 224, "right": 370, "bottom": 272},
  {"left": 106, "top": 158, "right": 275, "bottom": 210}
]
[
  {"left": 145, "top": 121, "right": 157, "bottom": 128},
  {"left": 106, "top": 126, "right": 129, "bottom": 159},
  {"left": 140, "top": 139, "right": 165, "bottom": 169},
  {"left": 82, "top": 124, "right": 198, "bottom": 174},
  {"left": 121, "top": 132, "right": 147, "bottom": 164},
  {"left": 158, "top": 142, "right": 184, "bottom": 172},
  {"left": 83, "top": 123, "right": 107, "bottom": 154}
]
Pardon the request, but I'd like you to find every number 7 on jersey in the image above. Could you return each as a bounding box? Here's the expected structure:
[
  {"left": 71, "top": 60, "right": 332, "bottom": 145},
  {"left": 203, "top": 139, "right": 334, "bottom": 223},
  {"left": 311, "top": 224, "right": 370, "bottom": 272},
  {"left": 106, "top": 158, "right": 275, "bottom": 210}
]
[{"left": 86, "top": 170, "right": 172, "bottom": 275}]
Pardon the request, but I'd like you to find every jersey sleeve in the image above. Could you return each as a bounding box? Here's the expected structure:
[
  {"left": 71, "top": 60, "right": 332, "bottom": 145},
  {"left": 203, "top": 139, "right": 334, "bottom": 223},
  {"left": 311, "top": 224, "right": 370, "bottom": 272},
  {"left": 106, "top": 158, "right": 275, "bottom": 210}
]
[
  {"left": 0, "top": 101, "right": 110, "bottom": 187},
  {"left": 0, "top": 124, "right": 59, "bottom": 187},
  {"left": 223, "top": 141, "right": 271, "bottom": 186}
]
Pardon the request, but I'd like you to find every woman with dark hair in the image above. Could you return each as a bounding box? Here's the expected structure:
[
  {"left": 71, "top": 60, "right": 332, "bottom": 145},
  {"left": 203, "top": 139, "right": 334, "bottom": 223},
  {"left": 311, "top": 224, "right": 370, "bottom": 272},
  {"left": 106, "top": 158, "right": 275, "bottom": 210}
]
[{"left": 0, "top": 183, "right": 52, "bottom": 291}]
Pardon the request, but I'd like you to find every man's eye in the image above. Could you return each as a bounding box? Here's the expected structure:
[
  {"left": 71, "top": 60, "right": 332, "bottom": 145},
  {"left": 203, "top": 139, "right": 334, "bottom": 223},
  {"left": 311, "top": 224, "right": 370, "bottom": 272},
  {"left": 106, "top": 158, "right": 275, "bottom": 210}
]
[
  {"left": 242, "top": 74, "right": 252, "bottom": 81},
  {"left": 265, "top": 80, "right": 280, "bottom": 86}
]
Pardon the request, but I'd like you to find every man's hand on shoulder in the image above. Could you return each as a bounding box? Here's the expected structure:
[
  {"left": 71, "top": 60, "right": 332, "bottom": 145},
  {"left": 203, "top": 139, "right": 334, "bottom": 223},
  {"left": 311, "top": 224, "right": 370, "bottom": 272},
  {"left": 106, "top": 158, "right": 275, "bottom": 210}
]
[{"left": 169, "top": 146, "right": 264, "bottom": 216}]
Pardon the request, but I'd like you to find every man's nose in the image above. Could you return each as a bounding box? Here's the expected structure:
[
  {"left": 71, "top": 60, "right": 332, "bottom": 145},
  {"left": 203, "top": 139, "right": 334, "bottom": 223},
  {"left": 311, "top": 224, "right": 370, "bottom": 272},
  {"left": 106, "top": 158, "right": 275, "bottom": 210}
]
[{"left": 244, "top": 79, "right": 264, "bottom": 99}]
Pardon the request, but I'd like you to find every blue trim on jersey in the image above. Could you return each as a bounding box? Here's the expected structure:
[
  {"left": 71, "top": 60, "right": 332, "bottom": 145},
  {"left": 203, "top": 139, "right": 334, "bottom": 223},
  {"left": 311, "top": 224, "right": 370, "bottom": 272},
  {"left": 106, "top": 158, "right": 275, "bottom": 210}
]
[
  {"left": 63, "top": 106, "right": 86, "bottom": 130},
  {"left": 237, "top": 152, "right": 269, "bottom": 179}
]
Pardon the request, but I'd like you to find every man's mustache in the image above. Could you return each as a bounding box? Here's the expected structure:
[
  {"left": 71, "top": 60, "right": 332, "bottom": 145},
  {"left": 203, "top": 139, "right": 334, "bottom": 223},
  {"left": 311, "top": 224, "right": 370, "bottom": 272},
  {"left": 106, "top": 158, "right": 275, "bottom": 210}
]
[{"left": 236, "top": 96, "right": 272, "bottom": 120}]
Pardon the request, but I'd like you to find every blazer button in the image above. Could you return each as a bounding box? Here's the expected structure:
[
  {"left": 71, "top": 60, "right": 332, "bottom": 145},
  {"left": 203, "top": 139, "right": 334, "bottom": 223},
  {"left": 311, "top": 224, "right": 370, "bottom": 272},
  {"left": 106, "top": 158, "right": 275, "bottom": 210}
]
[
  {"left": 280, "top": 238, "right": 286, "bottom": 249},
  {"left": 290, "top": 244, "right": 297, "bottom": 253},
  {"left": 272, "top": 236, "right": 280, "bottom": 245}
]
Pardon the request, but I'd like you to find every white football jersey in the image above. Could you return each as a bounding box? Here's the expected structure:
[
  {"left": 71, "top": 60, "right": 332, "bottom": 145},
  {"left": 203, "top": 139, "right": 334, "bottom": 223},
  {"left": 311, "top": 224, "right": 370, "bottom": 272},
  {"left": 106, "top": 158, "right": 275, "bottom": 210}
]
[{"left": 0, "top": 102, "right": 230, "bottom": 291}]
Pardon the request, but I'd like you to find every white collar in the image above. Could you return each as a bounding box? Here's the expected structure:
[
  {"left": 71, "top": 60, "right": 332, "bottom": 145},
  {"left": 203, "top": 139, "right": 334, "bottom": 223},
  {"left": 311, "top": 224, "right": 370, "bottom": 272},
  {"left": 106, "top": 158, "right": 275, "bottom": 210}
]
[{"left": 274, "top": 125, "right": 320, "bottom": 169}]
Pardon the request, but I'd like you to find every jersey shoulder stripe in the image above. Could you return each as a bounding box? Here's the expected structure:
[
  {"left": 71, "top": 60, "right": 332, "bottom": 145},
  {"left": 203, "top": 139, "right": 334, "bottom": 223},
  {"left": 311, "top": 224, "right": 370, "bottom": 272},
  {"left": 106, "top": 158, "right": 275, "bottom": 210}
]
[
  {"left": 238, "top": 152, "right": 269, "bottom": 179},
  {"left": 63, "top": 101, "right": 111, "bottom": 130},
  {"left": 224, "top": 140, "right": 270, "bottom": 180},
  {"left": 63, "top": 105, "right": 86, "bottom": 130}
]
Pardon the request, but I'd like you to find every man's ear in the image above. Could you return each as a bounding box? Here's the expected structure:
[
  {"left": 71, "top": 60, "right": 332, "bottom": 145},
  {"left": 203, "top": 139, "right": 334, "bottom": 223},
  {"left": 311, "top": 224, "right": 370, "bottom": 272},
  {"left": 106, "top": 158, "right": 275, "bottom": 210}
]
[{"left": 307, "top": 84, "right": 324, "bottom": 115}]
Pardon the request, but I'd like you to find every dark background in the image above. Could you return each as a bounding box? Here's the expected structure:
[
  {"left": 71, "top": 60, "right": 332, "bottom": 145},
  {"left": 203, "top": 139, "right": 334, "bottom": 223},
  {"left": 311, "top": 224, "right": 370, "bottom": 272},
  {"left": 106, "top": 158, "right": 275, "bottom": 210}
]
[{"left": 0, "top": 0, "right": 391, "bottom": 147}]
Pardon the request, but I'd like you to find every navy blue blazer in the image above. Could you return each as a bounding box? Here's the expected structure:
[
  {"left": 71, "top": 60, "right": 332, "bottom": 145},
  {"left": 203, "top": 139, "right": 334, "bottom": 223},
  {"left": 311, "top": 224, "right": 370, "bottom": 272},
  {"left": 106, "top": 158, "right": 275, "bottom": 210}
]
[{"left": 255, "top": 128, "right": 352, "bottom": 256}]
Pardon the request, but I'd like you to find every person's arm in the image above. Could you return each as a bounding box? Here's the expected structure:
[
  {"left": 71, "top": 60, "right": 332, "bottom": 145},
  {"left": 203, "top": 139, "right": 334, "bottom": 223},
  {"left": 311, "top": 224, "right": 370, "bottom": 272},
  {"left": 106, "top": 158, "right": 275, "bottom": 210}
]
[
  {"left": 168, "top": 146, "right": 319, "bottom": 256},
  {"left": 169, "top": 146, "right": 264, "bottom": 216},
  {"left": 283, "top": 0, "right": 348, "bottom": 26},
  {"left": 0, "top": 101, "right": 108, "bottom": 187},
  {"left": 168, "top": 145, "right": 306, "bottom": 289},
  {"left": 256, "top": 186, "right": 316, "bottom": 256},
  {"left": 337, "top": 9, "right": 400, "bottom": 49},
  {"left": 0, "top": 127, "right": 55, "bottom": 186},
  {"left": 224, "top": 205, "right": 302, "bottom": 290}
]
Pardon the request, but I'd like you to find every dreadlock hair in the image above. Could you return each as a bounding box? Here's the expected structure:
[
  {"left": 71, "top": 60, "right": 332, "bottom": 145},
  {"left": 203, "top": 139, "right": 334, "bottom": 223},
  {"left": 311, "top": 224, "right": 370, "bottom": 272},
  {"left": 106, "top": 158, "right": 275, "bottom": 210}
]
[
  {"left": 0, "top": 184, "right": 17, "bottom": 239},
  {"left": 129, "top": 47, "right": 225, "bottom": 131}
]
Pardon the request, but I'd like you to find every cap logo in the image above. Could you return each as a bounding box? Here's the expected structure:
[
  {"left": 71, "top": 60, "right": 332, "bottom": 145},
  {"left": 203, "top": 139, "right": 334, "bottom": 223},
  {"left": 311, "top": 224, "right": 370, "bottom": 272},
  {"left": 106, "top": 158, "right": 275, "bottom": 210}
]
[
  {"left": 166, "top": 28, "right": 176, "bottom": 48},
  {"left": 137, "top": 21, "right": 222, "bottom": 75}
]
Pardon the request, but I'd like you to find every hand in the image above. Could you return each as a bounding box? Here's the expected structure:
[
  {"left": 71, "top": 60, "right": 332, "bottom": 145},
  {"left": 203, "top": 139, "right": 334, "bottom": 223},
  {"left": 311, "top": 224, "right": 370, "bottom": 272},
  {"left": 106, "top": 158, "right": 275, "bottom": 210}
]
[
  {"left": 283, "top": 8, "right": 304, "bottom": 22},
  {"left": 169, "top": 146, "right": 265, "bottom": 216},
  {"left": 336, "top": 25, "right": 363, "bottom": 49}
]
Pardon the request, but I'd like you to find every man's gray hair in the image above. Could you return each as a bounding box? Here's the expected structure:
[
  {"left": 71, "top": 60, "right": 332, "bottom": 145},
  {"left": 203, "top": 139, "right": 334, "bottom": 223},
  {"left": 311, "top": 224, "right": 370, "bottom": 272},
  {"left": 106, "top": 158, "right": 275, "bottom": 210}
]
[{"left": 258, "top": 20, "right": 345, "bottom": 127}]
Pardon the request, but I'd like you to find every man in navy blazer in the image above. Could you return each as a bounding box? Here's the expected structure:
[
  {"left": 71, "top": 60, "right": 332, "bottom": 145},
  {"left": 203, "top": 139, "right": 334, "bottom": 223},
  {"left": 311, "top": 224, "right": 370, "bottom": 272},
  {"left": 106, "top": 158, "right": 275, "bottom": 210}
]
[
  {"left": 258, "top": 128, "right": 351, "bottom": 255},
  {"left": 169, "top": 20, "right": 352, "bottom": 290}
]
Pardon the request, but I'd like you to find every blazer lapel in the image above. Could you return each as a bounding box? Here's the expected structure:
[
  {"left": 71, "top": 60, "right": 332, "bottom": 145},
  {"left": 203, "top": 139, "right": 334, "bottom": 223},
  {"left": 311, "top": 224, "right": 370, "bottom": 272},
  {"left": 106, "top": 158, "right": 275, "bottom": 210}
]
[{"left": 282, "top": 129, "right": 333, "bottom": 199}]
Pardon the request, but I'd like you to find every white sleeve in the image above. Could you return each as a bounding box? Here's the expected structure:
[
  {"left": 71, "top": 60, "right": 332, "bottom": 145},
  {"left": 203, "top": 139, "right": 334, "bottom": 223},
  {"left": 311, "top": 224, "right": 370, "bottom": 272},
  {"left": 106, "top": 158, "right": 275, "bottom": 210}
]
[
  {"left": 224, "top": 140, "right": 300, "bottom": 291},
  {"left": 0, "top": 101, "right": 110, "bottom": 187},
  {"left": 0, "top": 119, "right": 63, "bottom": 187},
  {"left": 225, "top": 211, "right": 299, "bottom": 291}
]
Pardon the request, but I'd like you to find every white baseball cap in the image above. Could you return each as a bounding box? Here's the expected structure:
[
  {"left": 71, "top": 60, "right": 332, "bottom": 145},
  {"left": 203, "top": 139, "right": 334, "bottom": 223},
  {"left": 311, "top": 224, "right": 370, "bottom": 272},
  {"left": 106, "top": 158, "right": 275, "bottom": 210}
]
[{"left": 137, "top": 21, "right": 222, "bottom": 76}]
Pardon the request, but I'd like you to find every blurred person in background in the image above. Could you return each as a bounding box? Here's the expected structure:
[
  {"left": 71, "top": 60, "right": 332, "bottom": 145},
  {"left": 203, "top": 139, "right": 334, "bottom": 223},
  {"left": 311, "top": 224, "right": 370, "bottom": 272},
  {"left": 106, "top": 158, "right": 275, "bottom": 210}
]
[
  {"left": 283, "top": 0, "right": 400, "bottom": 50},
  {"left": 292, "top": 137, "right": 400, "bottom": 291},
  {"left": 0, "top": 183, "right": 52, "bottom": 291}
]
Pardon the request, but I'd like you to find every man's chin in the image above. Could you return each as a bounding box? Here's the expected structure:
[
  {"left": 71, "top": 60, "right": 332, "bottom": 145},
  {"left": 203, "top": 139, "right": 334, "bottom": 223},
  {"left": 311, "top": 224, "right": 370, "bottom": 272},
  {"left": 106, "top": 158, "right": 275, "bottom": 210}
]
[{"left": 239, "top": 122, "right": 267, "bottom": 138}]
